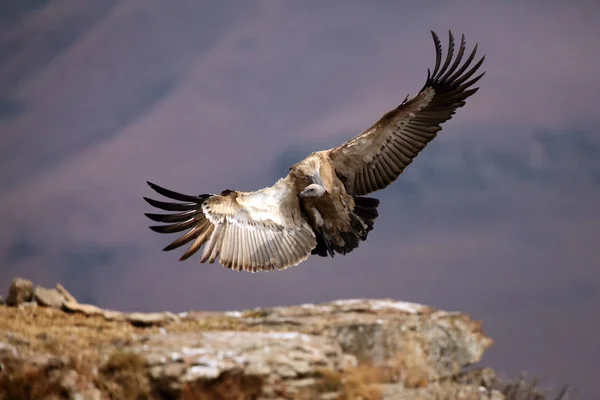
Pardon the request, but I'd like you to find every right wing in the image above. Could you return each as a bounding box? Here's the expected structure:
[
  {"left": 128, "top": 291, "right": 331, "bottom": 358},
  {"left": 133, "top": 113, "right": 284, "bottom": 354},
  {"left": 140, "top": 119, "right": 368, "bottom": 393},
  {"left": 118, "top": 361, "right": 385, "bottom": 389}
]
[
  {"left": 144, "top": 180, "right": 316, "bottom": 272},
  {"left": 328, "top": 31, "right": 485, "bottom": 196}
]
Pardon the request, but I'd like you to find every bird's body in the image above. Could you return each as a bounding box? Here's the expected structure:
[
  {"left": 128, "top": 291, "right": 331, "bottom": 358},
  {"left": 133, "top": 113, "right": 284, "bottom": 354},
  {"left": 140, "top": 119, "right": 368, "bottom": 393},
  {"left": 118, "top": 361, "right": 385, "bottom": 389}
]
[{"left": 144, "top": 31, "right": 485, "bottom": 272}]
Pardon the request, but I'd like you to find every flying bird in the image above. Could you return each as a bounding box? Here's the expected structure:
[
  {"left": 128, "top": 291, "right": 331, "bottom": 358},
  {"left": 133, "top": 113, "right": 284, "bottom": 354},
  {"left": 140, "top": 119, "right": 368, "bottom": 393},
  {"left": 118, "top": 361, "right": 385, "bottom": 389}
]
[{"left": 144, "top": 30, "right": 485, "bottom": 272}]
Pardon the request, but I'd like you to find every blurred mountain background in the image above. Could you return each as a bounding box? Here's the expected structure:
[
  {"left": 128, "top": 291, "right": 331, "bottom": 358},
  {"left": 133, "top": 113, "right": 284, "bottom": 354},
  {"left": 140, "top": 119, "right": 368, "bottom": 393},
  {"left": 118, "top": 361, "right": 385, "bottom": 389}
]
[{"left": 1, "top": 0, "right": 599, "bottom": 397}]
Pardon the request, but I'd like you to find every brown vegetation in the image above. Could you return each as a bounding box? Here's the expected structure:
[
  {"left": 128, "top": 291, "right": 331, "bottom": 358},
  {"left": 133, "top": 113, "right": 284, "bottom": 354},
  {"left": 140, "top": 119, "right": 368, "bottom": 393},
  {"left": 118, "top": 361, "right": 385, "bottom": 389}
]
[
  {"left": 96, "top": 351, "right": 151, "bottom": 399},
  {"left": 180, "top": 372, "right": 264, "bottom": 400},
  {"left": 0, "top": 355, "right": 67, "bottom": 400}
]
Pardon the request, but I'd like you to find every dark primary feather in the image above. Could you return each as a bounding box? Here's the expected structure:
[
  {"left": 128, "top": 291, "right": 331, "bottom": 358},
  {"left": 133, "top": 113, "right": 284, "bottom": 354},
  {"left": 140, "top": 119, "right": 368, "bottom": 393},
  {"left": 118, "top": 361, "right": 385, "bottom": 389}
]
[
  {"left": 144, "top": 181, "right": 211, "bottom": 252},
  {"left": 149, "top": 219, "right": 197, "bottom": 234},
  {"left": 146, "top": 181, "right": 201, "bottom": 202},
  {"left": 145, "top": 209, "right": 199, "bottom": 223},
  {"left": 143, "top": 197, "right": 197, "bottom": 212}
]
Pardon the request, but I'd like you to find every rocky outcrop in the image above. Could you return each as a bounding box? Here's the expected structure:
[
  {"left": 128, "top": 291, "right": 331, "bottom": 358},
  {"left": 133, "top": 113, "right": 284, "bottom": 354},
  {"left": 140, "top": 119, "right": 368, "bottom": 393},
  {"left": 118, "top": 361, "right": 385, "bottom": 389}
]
[
  {"left": 4, "top": 277, "right": 179, "bottom": 327},
  {"left": 237, "top": 299, "right": 492, "bottom": 383},
  {"left": 5, "top": 277, "right": 33, "bottom": 306},
  {"left": 33, "top": 286, "right": 66, "bottom": 309},
  {"left": 144, "top": 330, "right": 356, "bottom": 399},
  {"left": 0, "top": 277, "right": 509, "bottom": 399}
]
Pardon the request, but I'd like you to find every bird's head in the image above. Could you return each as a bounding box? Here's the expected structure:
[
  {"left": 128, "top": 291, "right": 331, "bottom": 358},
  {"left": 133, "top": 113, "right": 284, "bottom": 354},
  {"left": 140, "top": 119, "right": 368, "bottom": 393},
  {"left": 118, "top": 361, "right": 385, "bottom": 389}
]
[{"left": 300, "top": 183, "right": 326, "bottom": 199}]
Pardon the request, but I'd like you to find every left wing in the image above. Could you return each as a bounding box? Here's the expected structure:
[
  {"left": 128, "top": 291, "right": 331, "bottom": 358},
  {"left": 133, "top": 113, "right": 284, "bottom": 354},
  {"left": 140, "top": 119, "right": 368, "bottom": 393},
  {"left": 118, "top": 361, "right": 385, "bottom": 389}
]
[
  {"left": 328, "top": 31, "right": 485, "bottom": 196},
  {"left": 144, "top": 180, "right": 316, "bottom": 272}
]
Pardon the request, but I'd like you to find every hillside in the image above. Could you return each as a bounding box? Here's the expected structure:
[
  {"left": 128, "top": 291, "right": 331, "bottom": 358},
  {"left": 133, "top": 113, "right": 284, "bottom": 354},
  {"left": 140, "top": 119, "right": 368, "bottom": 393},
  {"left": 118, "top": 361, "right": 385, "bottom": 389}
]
[{"left": 0, "top": 278, "right": 568, "bottom": 399}]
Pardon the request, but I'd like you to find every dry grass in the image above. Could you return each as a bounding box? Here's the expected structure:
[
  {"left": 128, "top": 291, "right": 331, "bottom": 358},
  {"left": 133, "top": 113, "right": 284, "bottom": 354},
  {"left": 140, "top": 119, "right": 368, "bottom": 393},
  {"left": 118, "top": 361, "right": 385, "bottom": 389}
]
[
  {"left": 496, "top": 376, "right": 572, "bottom": 400},
  {"left": 0, "top": 306, "right": 262, "bottom": 364},
  {"left": 180, "top": 371, "right": 263, "bottom": 400},
  {"left": 96, "top": 351, "right": 151, "bottom": 400},
  {"left": 0, "top": 306, "right": 264, "bottom": 400},
  {"left": 0, "top": 355, "right": 67, "bottom": 400},
  {"left": 0, "top": 306, "right": 149, "bottom": 365},
  {"left": 314, "top": 363, "right": 384, "bottom": 400},
  {"left": 311, "top": 358, "right": 574, "bottom": 400},
  {"left": 315, "top": 368, "right": 345, "bottom": 394},
  {"left": 340, "top": 364, "right": 384, "bottom": 400},
  {"left": 241, "top": 309, "right": 269, "bottom": 319}
]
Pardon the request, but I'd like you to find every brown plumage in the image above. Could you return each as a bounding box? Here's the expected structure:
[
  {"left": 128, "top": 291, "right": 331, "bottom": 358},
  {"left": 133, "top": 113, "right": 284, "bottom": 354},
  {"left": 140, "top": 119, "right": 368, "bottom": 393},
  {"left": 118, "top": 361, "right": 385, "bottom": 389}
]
[{"left": 144, "top": 30, "right": 485, "bottom": 272}]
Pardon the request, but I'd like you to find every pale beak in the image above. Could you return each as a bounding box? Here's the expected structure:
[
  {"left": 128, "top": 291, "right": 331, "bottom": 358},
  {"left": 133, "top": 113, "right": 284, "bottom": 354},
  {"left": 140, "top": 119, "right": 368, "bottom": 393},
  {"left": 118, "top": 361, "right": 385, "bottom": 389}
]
[{"left": 309, "top": 172, "right": 324, "bottom": 187}]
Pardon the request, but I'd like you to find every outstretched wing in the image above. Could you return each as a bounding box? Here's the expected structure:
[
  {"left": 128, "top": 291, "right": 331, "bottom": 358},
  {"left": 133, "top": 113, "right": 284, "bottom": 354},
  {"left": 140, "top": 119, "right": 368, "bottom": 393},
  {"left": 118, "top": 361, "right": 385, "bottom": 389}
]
[
  {"left": 144, "top": 180, "right": 316, "bottom": 272},
  {"left": 328, "top": 30, "right": 485, "bottom": 196}
]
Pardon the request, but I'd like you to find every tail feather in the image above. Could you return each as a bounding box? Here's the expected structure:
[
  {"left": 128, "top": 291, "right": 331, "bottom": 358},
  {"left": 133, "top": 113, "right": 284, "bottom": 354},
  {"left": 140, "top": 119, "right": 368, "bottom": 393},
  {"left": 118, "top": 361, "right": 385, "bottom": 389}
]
[
  {"left": 354, "top": 206, "right": 378, "bottom": 221},
  {"left": 354, "top": 196, "right": 380, "bottom": 209},
  {"left": 353, "top": 196, "right": 379, "bottom": 234},
  {"left": 353, "top": 196, "right": 379, "bottom": 233},
  {"left": 311, "top": 196, "right": 380, "bottom": 258}
]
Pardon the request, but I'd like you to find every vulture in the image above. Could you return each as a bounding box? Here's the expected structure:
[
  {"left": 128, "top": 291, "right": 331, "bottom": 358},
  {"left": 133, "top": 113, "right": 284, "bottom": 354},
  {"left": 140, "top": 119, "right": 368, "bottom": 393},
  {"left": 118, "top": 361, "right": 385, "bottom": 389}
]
[{"left": 144, "top": 30, "right": 485, "bottom": 272}]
